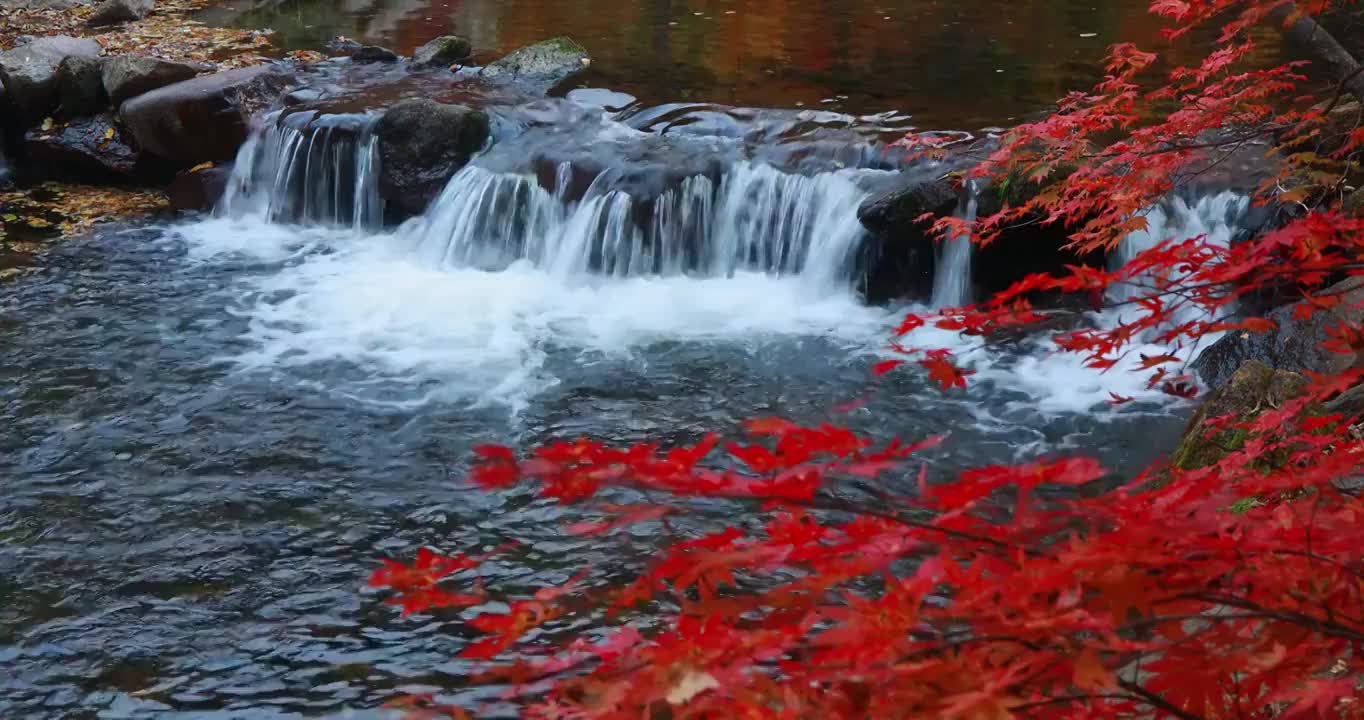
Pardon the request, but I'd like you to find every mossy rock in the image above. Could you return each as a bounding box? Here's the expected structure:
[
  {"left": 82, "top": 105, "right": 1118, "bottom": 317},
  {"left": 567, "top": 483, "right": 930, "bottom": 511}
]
[
  {"left": 1171, "top": 360, "right": 1308, "bottom": 471},
  {"left": 481, "top": 36, "right": 590, "bottom": 90}
]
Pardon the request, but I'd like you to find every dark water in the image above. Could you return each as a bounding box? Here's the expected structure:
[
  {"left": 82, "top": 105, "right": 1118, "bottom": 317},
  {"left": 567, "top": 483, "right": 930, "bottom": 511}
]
[{"left": 201, "top": 0, "right": 1178, "bottom": 129}]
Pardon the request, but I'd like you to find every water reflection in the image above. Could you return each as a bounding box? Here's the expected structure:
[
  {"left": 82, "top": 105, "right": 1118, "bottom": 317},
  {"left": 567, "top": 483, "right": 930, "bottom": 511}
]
[{"left": 203, "top": 0, "right": 1176, "bottom": 127}]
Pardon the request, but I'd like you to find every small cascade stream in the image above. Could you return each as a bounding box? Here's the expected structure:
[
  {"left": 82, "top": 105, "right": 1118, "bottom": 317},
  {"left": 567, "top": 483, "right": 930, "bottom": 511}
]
[
  {"left": 218, "top": 111, "right": 385, "bottom": 230},
  {"left": 1107, "top": 191, "right": 1252, "bottom": 328},
  {"left": 404, "top": 160, "right": 871, "bottom": 296},
  {"left": 930, "top": 181, "right": 979, "bottom": 308}
]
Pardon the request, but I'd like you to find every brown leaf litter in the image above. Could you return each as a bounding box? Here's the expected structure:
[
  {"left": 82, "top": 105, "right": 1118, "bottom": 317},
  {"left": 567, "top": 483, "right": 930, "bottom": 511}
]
[
  {"left": 0, "top": 183, "right": 168, "bottom": 280},
  {"left": 1, "top": 0, "right": 276, "bottom": 67}
]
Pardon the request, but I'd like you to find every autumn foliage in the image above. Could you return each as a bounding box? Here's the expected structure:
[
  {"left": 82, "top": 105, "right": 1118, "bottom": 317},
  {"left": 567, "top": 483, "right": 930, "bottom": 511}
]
[{"left": 369, "top": 1, "right": 1364, "bottom": 718}]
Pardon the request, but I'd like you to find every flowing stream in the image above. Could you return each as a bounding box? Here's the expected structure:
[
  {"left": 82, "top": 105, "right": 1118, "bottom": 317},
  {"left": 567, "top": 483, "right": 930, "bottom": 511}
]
[{"left": 0, "top": 88, "right": 1252, "bottom": 716}]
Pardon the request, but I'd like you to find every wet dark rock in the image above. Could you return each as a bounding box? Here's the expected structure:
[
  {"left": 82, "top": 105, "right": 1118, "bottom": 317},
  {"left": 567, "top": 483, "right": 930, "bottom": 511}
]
[
  {"left": 856, "top": 175, "right": 959, "bottom": 302},
  {"left": 86, "top": 0, "right": 153, "bottom": 26},
  {"left": 21, "top": 114, "right": 139, "bottom": 182},
  {"left": 1192, "top": 277, "right": 1364, "bottom": 389},
  {"left": 56, "top": 55, "right": 106, "bottom": 117},
  {"left": 350, "top": 46, "right": 399, "bottom": 64},
  {"left": 324, "top": 37, "right": 362, "bottom": 54},
  {"left": 412, "top": 35, "right": 472, "bottom": 69},
  {"left": 102, "top": 56, "right": 203, "bottom": 107},
  {"left": 376, "top": 98, "right": 489, "bottom": 216},
  {"left": 1171, "top": 360, "right": 1307, "bottom": 471},
  {"left": 282, "top": 87, "right": 324, "bottom": 106},
  {"left": 120, "top": 65, "right": 293, "bottom": 170},
  {"left": 856, "top": 168, "right": 1108, "bottom": 303},
  {"left": 166, "top": 163, "right": 232, "bottom": 212},
  {"left": 0, "top": 36, "right": 103, "bottom": 128},
  {"left": 1327, "top": 382, "right": 1364, "bottom": 421},
  {"left": 858, "top": 176, "right": 958, "bottom": 233},
  {"left": 482, "top": 36, "right": 590, "bottom": 91},
  {"left": 476, "top": 124, "right": 732, "bottom": 203}
]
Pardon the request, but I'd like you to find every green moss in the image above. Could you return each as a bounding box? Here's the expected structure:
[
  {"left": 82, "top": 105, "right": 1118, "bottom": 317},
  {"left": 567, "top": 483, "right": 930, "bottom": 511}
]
[
  {"left": 543, "top": 36, "right": 588, "bottom": 55},
  {"left": 1170, "top": 361, "right": 1308, "bottom": 472}
]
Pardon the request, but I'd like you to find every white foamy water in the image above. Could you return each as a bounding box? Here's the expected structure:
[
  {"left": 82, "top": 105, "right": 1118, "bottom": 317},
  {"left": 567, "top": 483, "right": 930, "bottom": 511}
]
[
  {"left": 403, "top": 161, "right": 870, "bottom": 297},
  {"left": 176, "top": 217, "right": 1209, "bottom": 417},
  {"left": 1109, "top": 191, "right": 1250, "bottom": 306},
  {"left": 185, "top": 133, "right": 1255, "bottom": 417},
  {"left": 930, "top": 182, "right": 979, "bottom": 309},
  {"left": 179, "top": 217, "right": 891, "bottom": 411},
  {"left": 219, "top": 111, "right": 384, "bottom": 231}
]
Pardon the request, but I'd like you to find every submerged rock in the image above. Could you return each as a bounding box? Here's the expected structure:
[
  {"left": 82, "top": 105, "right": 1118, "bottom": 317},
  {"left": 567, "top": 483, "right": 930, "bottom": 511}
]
[
  {"left": 86, "top": 0, "right": 154, "bottom": 26},
  {"left": 22, "top": 114, "right": 140, "bottom": 181},
  {"left": 376, "top": 98, "right": 489, "bottom": 216},
  {"left": 0, "top": 36, "right": 102, "bottom": 128},
  {"left": 120, "top": 65, "right": 292, "bottom": 169},
  {"left": 1172, "top": 360, "right": 1308, "bottom": 471},
  {"left": 102, "top": 56, "right": 203, "bottom": 107},
  {"left": 1192, "top": 277, "right": 1364, "bottom": 390},
  {"left": 412, "top": 35, "right": 472, "bottom": 69},
  {"left": 350, "top": 45, "right": 399, "bottom": 64},
  {"left": 56, "top": 55, "right": 106, "bottom": 117},
  {"left": 325, "top": 37, "right": 362, "bottom": 54},
  {"left": 482, "top": 36, "right": 590, "bottom": 90}
]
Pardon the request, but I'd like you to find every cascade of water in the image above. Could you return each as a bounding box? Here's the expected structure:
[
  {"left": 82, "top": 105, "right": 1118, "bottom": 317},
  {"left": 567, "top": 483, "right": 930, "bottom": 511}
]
[
  {"left": 1108, "top": 191, "right": 1250, "bottom": 306},
  {"left": 218, "top": 111, "right": 384, "bottom": 230},
  {"left": 404, "top": 161, "right": 869, "bottom": 294},
  {"left": 930, "top": 182, "right": 979, "bottom": 309}
]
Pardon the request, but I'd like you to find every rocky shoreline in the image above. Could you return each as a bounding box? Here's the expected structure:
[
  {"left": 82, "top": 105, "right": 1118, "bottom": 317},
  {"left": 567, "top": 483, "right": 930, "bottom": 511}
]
[{"left": 0, "top": 0, "right": 597, "bottom": 244}]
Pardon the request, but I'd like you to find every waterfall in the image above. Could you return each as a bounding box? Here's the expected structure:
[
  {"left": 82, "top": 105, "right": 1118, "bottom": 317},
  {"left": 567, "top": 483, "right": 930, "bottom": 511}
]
[
  {"left": 930, "top": 182, "right": 979, "bottom": 309},
  {"left": 404, "top": 161, "right": 869, "bottom": 295},
  {"left": 1108, "top": 191, "right": 1250, "bottom": 305},
  {"left": 218, "top": 111, "right": 384, "bottom": 230}
]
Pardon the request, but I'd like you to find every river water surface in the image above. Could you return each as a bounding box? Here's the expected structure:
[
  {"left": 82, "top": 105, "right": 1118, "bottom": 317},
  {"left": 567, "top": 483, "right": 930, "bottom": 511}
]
[{"left": 0, "top": 1, "right": 1246, "bottom": 716}]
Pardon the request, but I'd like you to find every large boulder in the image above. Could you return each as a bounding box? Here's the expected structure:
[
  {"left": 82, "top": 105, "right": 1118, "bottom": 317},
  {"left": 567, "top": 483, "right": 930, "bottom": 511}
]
[
  {"left": 0, "top": 36, "right": 103, "bottom": 128},
  {"left": 21, "top": 114, "right": 140, "bottom": 181},
  {"left": 86, "top": 0, "right": 154, "bottom": 26},
  {"left": 119, "top": 65, "right": 292, "bottom": 169},
  {"left": 56, "top": 55, "right": 106, "bottom": 117},
  {"left": 102, "top": 56, "right": 203, "bottom": 107},
  {"left": 1192, "top": 277, "right": 1364, "bottom": 390},
  {"left": 376, "top": 98, "right": 489, "bottom": 216},
  {"left": 412, "top": 35, "right": 472, "bottom": 69},
  {"left": 1171, "top": 360, "right": 1308, "bottom": 471},
  {"left": 482, "top": 37, "right": 590, "bottom": 90},
  {"left": 857, "top": 176, "right": 959, "bottom": 302}
]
